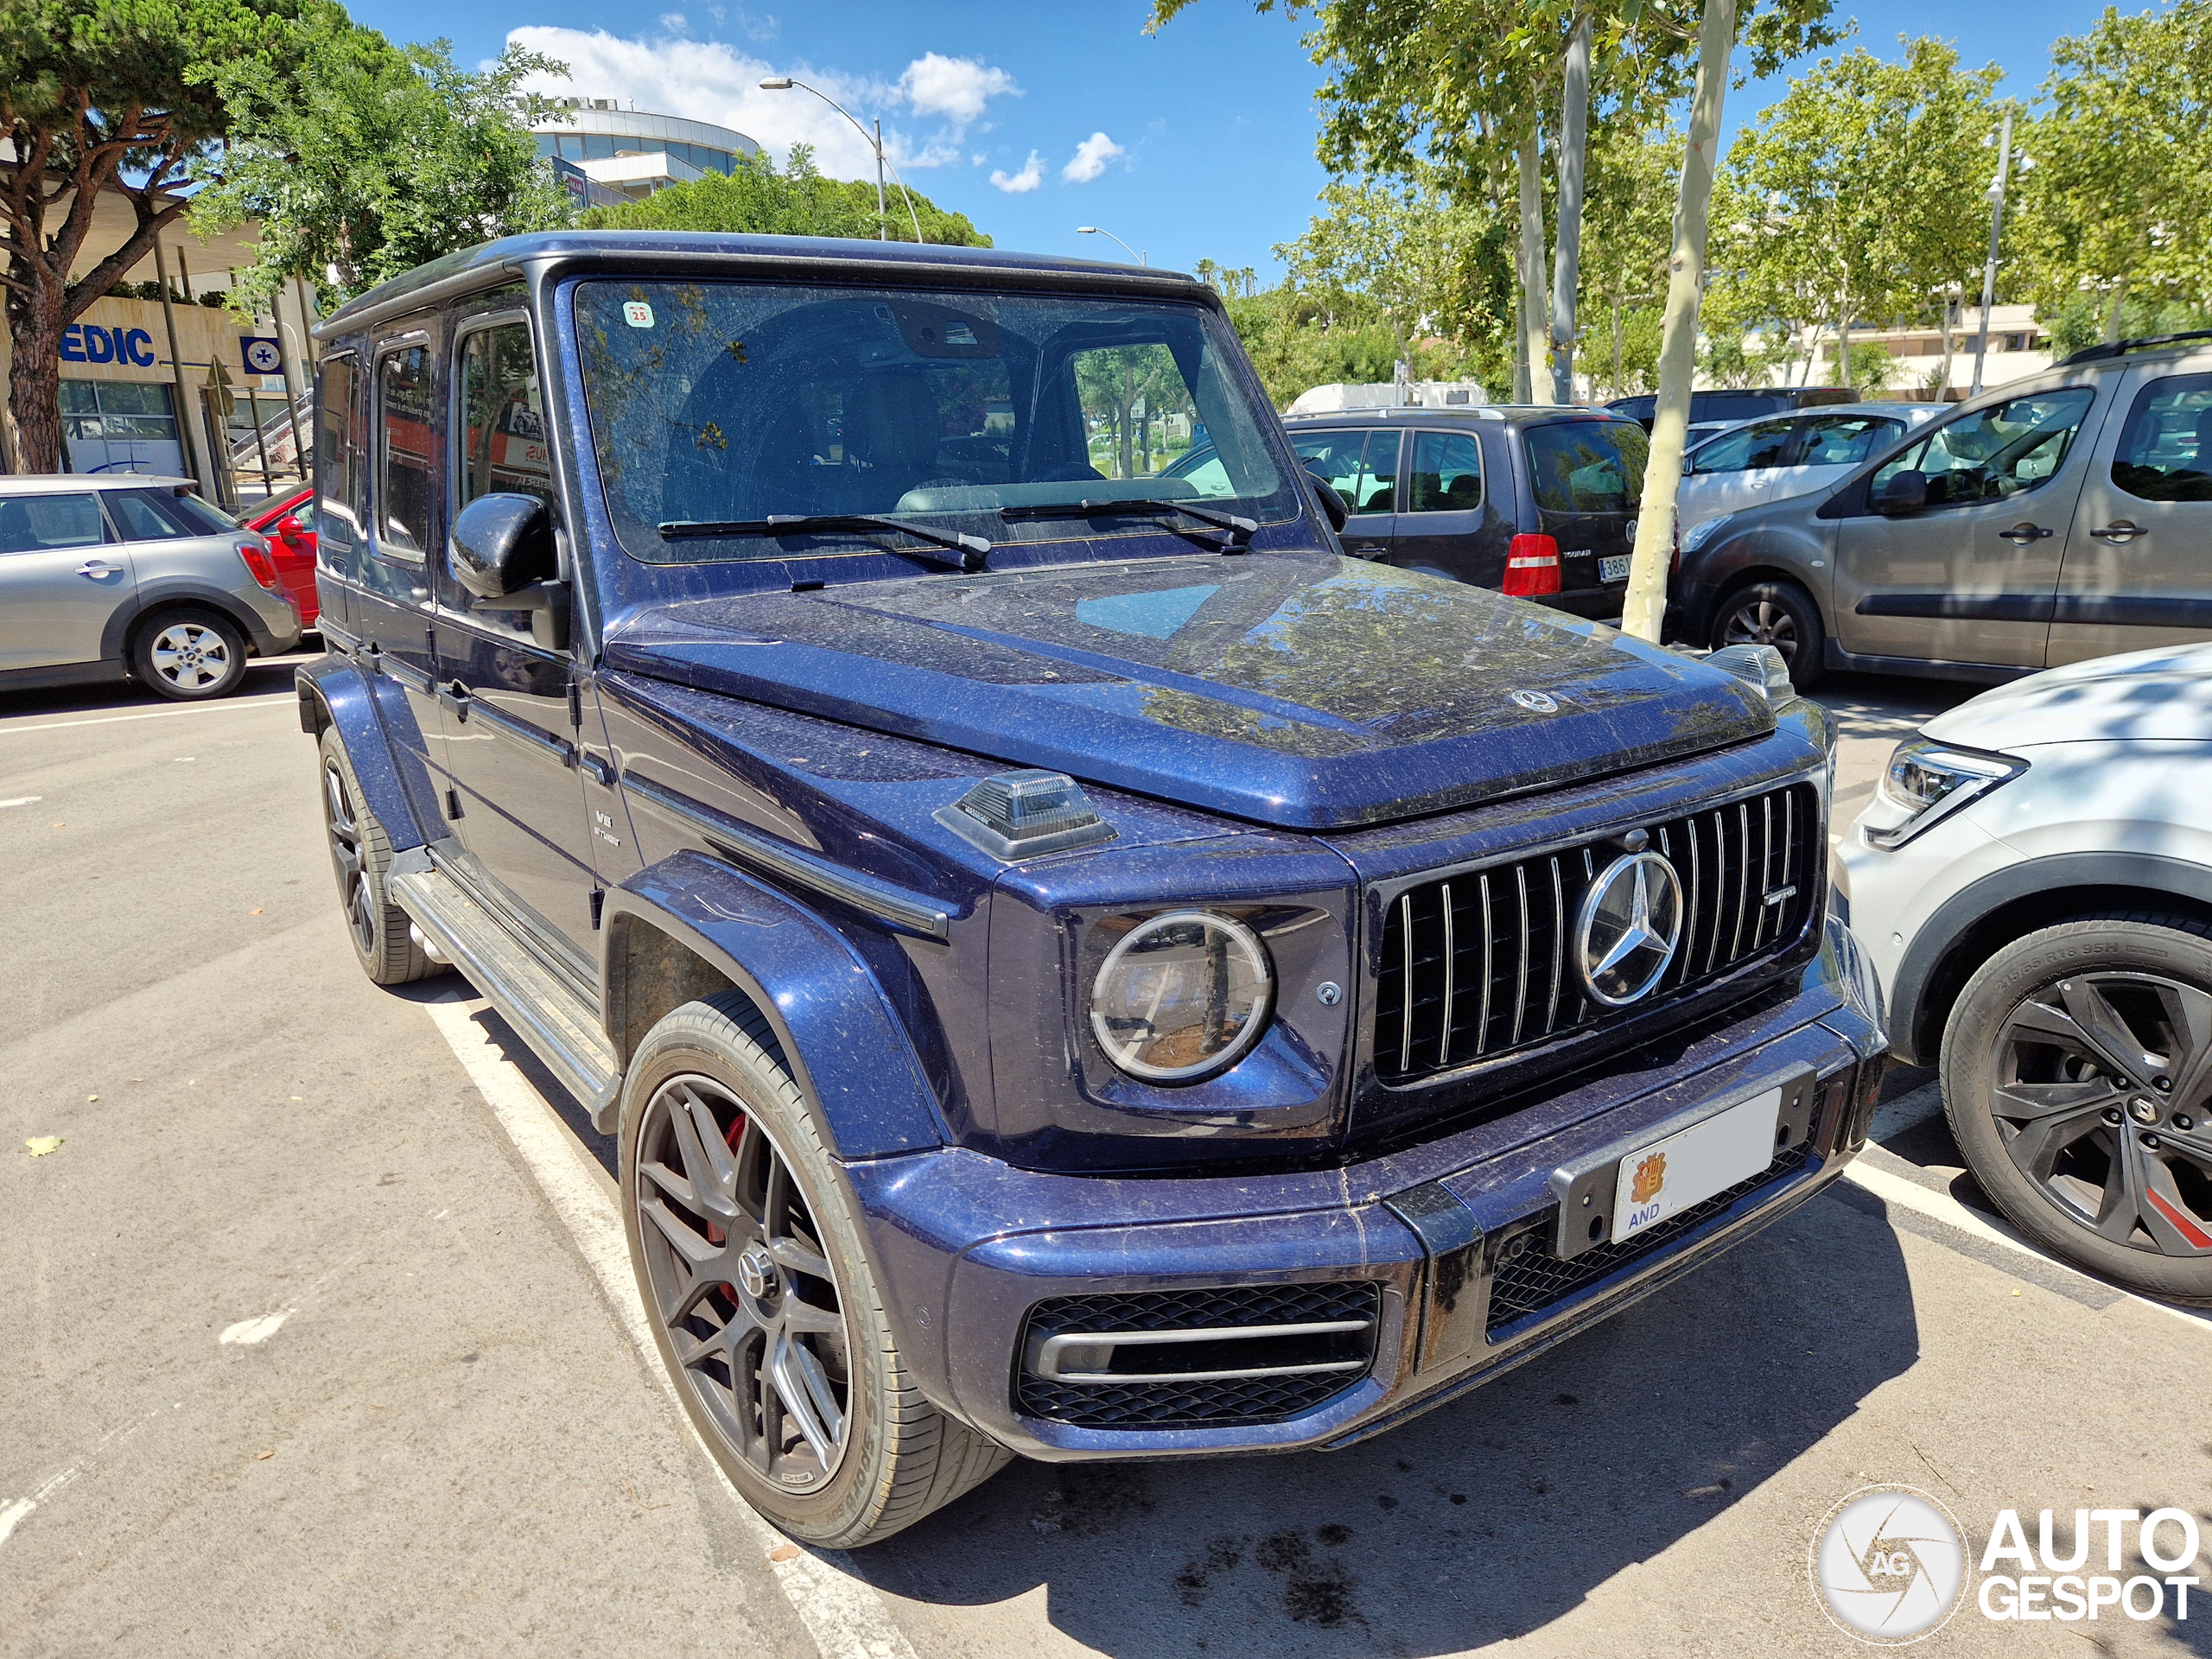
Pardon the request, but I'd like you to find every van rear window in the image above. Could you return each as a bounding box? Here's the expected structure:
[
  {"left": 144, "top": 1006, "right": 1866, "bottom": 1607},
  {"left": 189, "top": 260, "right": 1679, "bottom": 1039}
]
[{"left": 1522, "top": 421, "right": 1649, "bottom": 514}]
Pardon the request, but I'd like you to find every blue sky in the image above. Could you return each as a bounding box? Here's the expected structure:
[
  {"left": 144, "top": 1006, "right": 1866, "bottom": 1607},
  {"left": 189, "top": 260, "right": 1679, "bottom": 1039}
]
[{"left": 345, "top": 0, "right": 2120, "bottom": 278}]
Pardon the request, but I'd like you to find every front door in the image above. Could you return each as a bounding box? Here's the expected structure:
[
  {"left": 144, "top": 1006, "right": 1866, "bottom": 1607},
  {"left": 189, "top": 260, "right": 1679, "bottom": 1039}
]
[
  {"left": 2049, "top": 366, "right": 2212, "bottom": 665},
  {"left": 1680, "top": 415, "right": 1798, "bottom": 525},
  {"left": 1833, "top": 386, "right": 2104, "bottom": 671},
  {"left": 0, "top": 490, "right": 130, "bottom": 670},
  {"left": 1291, "top": 428, "right": 1397, "bottom": 560},
  {"left": 355, "top": 333, "right": 449, "bottom": 808},
  {"left": 433, "top": 313, "right": 601, "bottom": 966},
  {"left": 1389, "top": 428, "right": 1493, "bottom": 582}
]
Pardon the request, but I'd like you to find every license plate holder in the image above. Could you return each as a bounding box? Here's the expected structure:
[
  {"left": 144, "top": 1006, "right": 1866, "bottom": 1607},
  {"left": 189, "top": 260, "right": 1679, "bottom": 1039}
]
[
  {"left": 1599, "top": 554, "right": 1631, "bottom": 583},
  {"left": 1546, "top": 1071, "right": 1816, "bottom": 1261}
]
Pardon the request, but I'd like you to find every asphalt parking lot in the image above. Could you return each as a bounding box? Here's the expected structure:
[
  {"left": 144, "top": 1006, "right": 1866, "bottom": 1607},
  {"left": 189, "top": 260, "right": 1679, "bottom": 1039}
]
[{"left": 3, "top": 655, "right": 2209, "bottom": 1658}]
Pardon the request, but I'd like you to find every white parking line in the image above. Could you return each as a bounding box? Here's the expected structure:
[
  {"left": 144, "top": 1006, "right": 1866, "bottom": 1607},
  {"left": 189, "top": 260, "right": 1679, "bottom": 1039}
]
[
  {"left": 420, "top": 994, "right": 918, "bottom": 1659},
  {"left": 0, "top": 696, "right": 295, "bottom": 736}
]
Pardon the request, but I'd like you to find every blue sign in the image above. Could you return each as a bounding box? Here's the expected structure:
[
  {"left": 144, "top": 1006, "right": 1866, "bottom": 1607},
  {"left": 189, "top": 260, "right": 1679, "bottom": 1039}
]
[
  {"left": 241, "top": 336, "right": 283, "bottom": 374},
  {"left": 60, "top": 324, "right": 157, "bottom": 367}
]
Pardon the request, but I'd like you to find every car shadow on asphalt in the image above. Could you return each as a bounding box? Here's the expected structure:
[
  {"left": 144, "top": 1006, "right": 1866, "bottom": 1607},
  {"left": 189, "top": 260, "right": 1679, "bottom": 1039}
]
[
  {"left": 0, "top": 652, "right": 315, "bottom": 720},
  {"left": 861, "top": 1192, "right": 1919, "bottom": 1656}
]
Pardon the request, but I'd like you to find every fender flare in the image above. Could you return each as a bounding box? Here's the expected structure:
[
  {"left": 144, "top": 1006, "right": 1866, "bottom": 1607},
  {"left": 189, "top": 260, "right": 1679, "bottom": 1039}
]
[
  {"left": 1891, "top": 850, "right": 2212, "bottom": 1064},
  {"left": 295, "top": 656, "right": 431, "bottom": 852},
  {"left": 603, "top": 849, "right": 947, "bottom": 1160},
  {"left": 107, "top": 579, "right": 283, "bottom": 660}
]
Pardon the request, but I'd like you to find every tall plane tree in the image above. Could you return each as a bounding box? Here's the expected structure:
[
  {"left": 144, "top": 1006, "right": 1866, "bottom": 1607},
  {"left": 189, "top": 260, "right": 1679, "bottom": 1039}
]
[{"left": 0, "top": 0, "right": 308, "bottom": 471}]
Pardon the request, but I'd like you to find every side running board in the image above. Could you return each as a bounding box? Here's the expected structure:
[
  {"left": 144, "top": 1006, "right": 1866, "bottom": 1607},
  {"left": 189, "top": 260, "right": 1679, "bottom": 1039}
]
[{"left": 386, "top": 847, "right": 623, "bottom": 1131}]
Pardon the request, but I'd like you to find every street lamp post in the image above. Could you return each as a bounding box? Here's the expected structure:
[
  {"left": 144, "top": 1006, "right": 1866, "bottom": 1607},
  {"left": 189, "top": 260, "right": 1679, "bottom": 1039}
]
[
  {"left": 758, "top": 77, "right": 925, "bottom": 244},
  {"left": 1970, "top": 110, "right": 2022, "bottom": 398},
  {"left": 1077, "top": 226, "right": 1145, "bottom": 266}
]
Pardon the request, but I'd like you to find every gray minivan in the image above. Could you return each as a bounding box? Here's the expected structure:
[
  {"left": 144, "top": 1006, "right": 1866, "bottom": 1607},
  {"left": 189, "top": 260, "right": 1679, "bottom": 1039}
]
[
  {"left": 1671, "top": 334, "right": 2212, "bottom": 687},
  {"left": 0, "top": 474, "right": 302, "bottom": 700}
]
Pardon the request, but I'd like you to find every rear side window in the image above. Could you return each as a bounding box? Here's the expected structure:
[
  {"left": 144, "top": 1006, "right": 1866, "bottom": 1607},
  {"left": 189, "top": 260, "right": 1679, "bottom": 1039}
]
[
  {"left": 0, "top": 493, "right": 105, "bottom": 554},
  {"left": 1407, "top": 430, "right": 1483, "bottom": 512},
  {"left": 1795, "top": 414, "right": 1900, "bottom": 467},
  {"left": 316, "top": 356, "right": 365, "bottom": 553},
  {"left": 1689, "top": 418, "right": 1796, "bottom": 474},
  {"left": 1290, "top": 429, "right": 1397, "bottom": 512},
  {"left": 376, "top": 343, "right": 434, "bottom": 558},
  {"left": 2111, "top": 372, "right": 2212, "bottom": 502},
  {"left": 1523, "top": 421, "right": 1649, "bottom": 513},
  {"left": 107, "top": 488, "right": 224, "bottom": 538}
]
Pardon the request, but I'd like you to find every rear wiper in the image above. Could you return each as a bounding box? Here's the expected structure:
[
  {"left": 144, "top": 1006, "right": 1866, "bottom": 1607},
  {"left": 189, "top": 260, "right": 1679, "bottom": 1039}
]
[
  {"left": 999, "top": 498, "right": 1258, "bottom": 546},
  {"left": 658, "top": 513, "right": 990, "bottom": 573}
]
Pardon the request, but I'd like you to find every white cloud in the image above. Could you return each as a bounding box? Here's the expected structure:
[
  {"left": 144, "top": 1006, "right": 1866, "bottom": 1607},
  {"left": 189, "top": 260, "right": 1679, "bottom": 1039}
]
[
  {"left": 989, "top": 151, "right": 1044, "bottom": 194},
  {"left": 658, "top": 13, "right": 689, "bottom": 35},
  {"left": 507, "top": 29, "right": 1014, "bottom": 177},
  {"left": 899, "top": 53, "right": 1018, "bottom": 132},
  {"left": 1061, "top": 130, "right": 1124, "bottom": 184}
]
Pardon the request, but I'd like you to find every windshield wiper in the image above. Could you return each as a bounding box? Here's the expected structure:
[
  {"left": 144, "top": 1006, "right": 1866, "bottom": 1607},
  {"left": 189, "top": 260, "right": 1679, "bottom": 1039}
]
[
  {"left": 999, "top": 498, "right": 1258, "bottom": 546},
  {"left": 658, "top": 514, "right": 990, "bottom": 572}
]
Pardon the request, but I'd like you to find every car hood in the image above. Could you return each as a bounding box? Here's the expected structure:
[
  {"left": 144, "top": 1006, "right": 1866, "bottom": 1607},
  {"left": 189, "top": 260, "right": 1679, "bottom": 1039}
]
[
  {"left": 603, "top": 552, "right": 1772, "bottom": 830},
  {"left": 1924, "top": 643, "right": 2212, "bottom": 750}
]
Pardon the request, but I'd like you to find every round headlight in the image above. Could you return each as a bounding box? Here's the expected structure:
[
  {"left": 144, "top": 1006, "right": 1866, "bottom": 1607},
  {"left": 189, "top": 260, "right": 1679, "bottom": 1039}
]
[{"left": 1088, "top": 911, "right": 1274, "bottom": 1083}]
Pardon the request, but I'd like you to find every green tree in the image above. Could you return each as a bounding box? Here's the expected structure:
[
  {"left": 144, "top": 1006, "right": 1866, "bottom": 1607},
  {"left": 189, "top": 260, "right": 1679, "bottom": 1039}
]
[
  {"left": 0, "top": 0, "right": 312, "bottom": 470},
  {"left": 582, "top": 145, "right": 990, "bottom": 247},
  {"left": 194, "top": 33, "right": 575, "bottom": 314},
  {"left": 2013, "top": 1, "right": 2212, "bottom": 341}
]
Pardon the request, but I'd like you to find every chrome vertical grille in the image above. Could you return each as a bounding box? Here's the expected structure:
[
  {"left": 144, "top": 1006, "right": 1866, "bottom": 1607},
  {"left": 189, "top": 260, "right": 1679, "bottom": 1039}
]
[{"left": 1371, "top": 782, "right": 1820, "bottom": 1085}]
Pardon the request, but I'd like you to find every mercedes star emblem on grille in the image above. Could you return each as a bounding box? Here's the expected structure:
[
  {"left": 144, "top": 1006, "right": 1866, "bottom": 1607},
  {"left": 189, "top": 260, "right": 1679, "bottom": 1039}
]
[{"left": 1576, "top": 851, "right": 1684, "bottom": 1006}]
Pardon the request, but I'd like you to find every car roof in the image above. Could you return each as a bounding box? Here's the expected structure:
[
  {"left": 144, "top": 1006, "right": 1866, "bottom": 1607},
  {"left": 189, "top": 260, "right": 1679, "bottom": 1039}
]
[
  {"left": 0, "top": 474, "right": 193, "bottom": 494},
  {"left": 1280, "top": 405, "right": 1637, "bottom": 429},
  {"left": 315, "top": 229, "right": 1205, "bottom": 340}
]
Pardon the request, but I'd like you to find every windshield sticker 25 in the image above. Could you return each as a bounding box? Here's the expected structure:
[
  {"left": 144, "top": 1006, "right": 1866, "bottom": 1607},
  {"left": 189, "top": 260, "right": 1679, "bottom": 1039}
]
[{"left": 622, "top": 301, "right": 655, "bottom": 329}]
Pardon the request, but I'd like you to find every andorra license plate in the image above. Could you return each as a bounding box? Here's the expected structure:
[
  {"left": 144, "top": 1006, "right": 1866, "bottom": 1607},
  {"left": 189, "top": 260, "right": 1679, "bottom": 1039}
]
[
  {"left": 1611, "top": 1087, "right": 1783, "bottom": 1243},
  {"left": 1599, "top": 554, "right": 1631, "bottom": 582}
]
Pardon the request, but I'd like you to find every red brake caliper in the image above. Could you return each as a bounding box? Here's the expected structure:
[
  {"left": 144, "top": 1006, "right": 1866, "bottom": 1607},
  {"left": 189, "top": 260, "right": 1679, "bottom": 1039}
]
[{"left": 704, "top": 1112, "right": 747, "bottom": 1313}]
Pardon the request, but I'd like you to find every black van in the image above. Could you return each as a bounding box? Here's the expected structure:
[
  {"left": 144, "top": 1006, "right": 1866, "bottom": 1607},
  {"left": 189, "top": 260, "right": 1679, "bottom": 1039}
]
[{"left": 1270, "top": 406, "right": 1652, "bottom": 619}]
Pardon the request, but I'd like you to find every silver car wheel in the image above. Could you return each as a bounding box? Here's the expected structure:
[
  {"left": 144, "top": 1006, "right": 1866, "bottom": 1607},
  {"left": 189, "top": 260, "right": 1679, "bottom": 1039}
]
[
  {"left": 1719, "top": 597, "right": 1798, "bottom": 659},
  {"left": 149, "top": 621, "right": 234, "bottom": 690}
]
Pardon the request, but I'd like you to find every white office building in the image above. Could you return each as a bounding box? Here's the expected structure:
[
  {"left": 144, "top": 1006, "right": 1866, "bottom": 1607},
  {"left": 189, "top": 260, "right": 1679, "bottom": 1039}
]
[{"left": 531, "top": 99, "right": 761, "bottom": 203}]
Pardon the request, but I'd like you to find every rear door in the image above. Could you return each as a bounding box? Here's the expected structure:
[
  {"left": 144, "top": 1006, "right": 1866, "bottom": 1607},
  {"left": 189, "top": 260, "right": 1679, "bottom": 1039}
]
[
  {"left": 2048, "top": 366, "right": 2212, "bottom": 664},
  {"left": 0, "top": 491, "right": 130, "bottom": 670},
  {"left": 1833, "top": 385, "right": 2104, "bottom": 670},
  {"left": 1290, "top": 427, "right": 1397, "bottom": 560},
  {"left": 1389, "top": 429, "right": 1495, "bottom": 582},
  {"left": 1679, "top": 417, "right": 1799, "bottom": 526},
  {"left": 1519, "top": 416, "right": 1648, "bottom": 613}
]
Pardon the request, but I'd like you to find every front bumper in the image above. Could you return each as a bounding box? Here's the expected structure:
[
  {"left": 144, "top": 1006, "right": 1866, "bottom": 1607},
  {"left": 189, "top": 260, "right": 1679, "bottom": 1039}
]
[{"left": 845, "top": 919, "right": 1886, "bottom": 1460}]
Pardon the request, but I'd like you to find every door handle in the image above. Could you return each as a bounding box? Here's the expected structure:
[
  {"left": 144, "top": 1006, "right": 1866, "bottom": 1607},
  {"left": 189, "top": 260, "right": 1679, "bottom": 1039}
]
[
  {"left": 2090, "top": 520, "right": 2147, "bottom": 543},
  {"left": 436, "top": 680, "right": 469, "bottom": 714},
  {"left": 76, "top": 559, "right": 121, "bottom": 578},
  {"left": 1997, "top": 523, "right": 2054, "bottom": 546},
  {"left": 1352, "top": 544, "right": 1389, "bottom": 560}
]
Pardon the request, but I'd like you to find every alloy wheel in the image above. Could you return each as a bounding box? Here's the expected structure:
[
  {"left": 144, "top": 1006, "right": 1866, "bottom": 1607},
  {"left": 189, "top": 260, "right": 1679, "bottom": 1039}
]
[
  {"left": 633, "top": 1075, "right": 853, "bottom": 1491},
  {"left": 1719, "top": 598, "right": 1798, "bottom": 661},
  {"left": 321, "top": 760, "right": 376, "bottom": 955},
  {"left": 1986, "top": 970, "right": 2212, "bottom": 1256},
  {"left": 149, "top": 621, "right": 233, "bottom": 690}
]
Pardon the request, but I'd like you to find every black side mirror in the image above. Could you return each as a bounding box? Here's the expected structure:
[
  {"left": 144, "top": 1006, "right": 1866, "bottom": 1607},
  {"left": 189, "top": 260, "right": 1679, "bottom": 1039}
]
[
  {"left": 1309, "top": 475, "right": 1349, "bottom": 533},
  {"left": 449, "top": 492, "right": 569, "bottom": 649},
  {"left": 1876, "top": 469, "right": 1928, "bottom": 515}
]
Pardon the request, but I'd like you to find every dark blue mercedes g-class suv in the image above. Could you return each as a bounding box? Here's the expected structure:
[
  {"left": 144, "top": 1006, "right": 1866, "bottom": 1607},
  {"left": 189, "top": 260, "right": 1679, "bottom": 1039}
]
[{"left": 297, "top": 232, "right": 1885, "bottom": 1548}]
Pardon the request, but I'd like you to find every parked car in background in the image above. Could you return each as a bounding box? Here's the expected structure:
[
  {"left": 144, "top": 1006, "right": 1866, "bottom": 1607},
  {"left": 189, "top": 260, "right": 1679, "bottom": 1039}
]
[
  {"left": 0, "top": 474, "right": 301, "bottom": 700},
  {"left": 1669, "top": 334, "right": 2212, "bottom": 689},
  {"left": 1838, "top": 642, "right": 2212, "bottom": 1303},
  {"left": 1274, "top": 405, "right": 1653, "bottom": 617},
  {"left": 1677, "top": 404, "right": 1946, "bottom": 531},
  {"left": 233, "top": 483, "right": 321, "bottom": 627},
  {"left": 301, "top": 231, "right": 1883, "bottom": 1548},
  {"left": 1607, "top": 386, "right": 1858, "bottom": 444}
]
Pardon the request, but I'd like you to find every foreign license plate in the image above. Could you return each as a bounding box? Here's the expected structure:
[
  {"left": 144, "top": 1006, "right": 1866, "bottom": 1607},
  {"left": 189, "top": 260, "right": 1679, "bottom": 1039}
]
[
  {"left": 1599, "top": 554, "right": 1632, "bottom": 583},
  {"left": 1612, "top": 1087, "right": 1783, "bottom": 1243}
]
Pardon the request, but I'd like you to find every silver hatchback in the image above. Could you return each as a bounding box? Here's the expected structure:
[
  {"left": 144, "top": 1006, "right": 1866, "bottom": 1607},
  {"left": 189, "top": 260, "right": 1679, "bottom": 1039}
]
[{"left": 0, "top": 474, "right": 302, "bottom": 700}]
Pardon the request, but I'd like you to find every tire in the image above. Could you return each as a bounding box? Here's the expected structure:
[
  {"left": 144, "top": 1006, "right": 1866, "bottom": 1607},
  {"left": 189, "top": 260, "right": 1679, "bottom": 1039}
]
[
  {"left": 619, "top": 990, "right": 1012, "bottom": 1547},
  {"left": 318, "top": 728, "right": 440, "bottom": 986},
  {"left": 1941, "top": 912, "right": 2212, "bottom": 1305},
  {"left": 131, "top": 607, "right": 250, "bottom": 701},
  {"left": 1709, "top": 579, "right": 1826, "bottom": 690}
]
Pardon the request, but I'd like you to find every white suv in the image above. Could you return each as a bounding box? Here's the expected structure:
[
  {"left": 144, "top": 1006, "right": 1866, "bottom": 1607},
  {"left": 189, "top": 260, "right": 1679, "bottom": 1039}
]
[{"left": 1838, "top": 643, "right": 2212, "bottom": 1301}]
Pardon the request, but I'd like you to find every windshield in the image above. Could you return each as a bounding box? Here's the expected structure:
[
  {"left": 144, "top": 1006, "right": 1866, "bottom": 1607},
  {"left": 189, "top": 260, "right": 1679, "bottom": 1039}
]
[
  {"left": 1523, "top": 420, "right": 1649, "bottom": 514},
  {"left": 575, "top": 279, "right": 1294, "bottom": 561}
]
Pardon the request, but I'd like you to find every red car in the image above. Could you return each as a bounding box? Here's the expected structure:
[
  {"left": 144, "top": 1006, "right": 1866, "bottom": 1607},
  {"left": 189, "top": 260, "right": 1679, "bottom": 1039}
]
[{"left": 235, "top": 485, "right": 319, "bottom": 628}]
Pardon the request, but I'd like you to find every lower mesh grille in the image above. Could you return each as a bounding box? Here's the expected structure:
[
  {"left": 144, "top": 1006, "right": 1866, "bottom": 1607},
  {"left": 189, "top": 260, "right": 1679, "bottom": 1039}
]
[
  {"left": 1016, "top": 1282, "right": 1379, "bottom": 1429},
  {"left": 1484, "top": 1144, "right": 1815, "bottom": 1338}
]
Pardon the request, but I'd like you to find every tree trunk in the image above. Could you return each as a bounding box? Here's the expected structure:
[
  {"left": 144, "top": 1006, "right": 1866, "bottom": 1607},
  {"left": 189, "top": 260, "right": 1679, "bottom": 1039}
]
[
  {"left": 1514, "top": 281, "right": 1532, "bottom": 403},
  {"left": 2103, "top": 275, "right": 2129, "bottom": 343},
  {"left": 1548, "top": 9, "right": 1592, "bottom": 405},
  {"left": 1611, "top": 289, "right": 1625, "bottom": 400},
  {"left": 1118, "top": 365, "right": 1135, "bottom": 480},
  {"left": 1835, "top": 302, "right": 1853, "bottom": 391},
  {"left": 7, "top": 275, "right": 68, "bottom": 474},
  {"left": 1938, "top": 294, "right": 1958, "bottom": 399},
  {"left": 1621, "top": 0, "right": 1736, "bottom": 646},
  {"left": 1516, "top": 122, "right": 1552, "bottom": 404}
]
